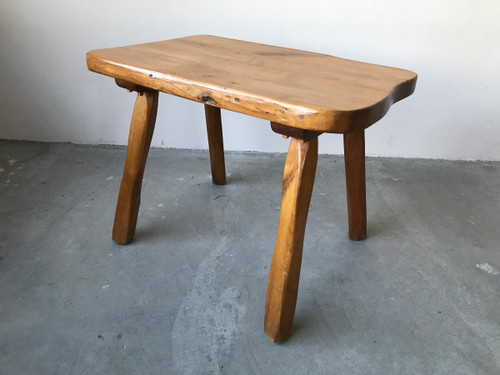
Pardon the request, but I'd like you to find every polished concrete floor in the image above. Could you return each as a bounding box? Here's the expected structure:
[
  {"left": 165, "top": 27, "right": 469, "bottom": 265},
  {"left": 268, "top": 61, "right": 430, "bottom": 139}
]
[{"left": 0, "top": 140, "right": 499, "bottom": 374}]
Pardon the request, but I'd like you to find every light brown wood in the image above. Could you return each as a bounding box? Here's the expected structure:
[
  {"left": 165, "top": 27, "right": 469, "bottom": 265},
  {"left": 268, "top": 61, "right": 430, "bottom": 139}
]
[
  {"left": 87, "top": 36, "right": 417, "bottom": 343},
  {"left": 265, "top": 136, "right": 318, "bottom": 342},
  {"left": 112, "top": 89, "right": 158, "bottom": 244},
  {"left": 87, "top": 35, "right": 417, "bottom": 133},
  {"left": 344, "top": 131, "right": 367, "bottom": 241},
  {"left": 115, "top": 78, "right": 147, "bottom": 93},
  {"left": 270, "top": 121, "right": 322, "bottom": 141},
  {"left": 204, "top": 105, "right": 226, "bottom": 185}
]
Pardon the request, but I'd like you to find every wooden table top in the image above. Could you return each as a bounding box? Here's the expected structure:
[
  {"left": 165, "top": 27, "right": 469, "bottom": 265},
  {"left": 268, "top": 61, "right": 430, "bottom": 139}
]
[{"left": 87, "top": 35, "right": 417, "bottom": 133}]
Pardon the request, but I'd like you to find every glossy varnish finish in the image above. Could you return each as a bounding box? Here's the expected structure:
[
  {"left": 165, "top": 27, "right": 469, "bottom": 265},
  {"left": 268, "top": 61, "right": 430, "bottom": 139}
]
[
  {"left": 87, "top": 35, "right": 417, "bottom": 343},
  {"left": 265, "top": 136, "right": 318, "bottom": 342},
  {"left": 112, "top": 88, "right": 158, "bottom": 244},
  {"left": 87, "top": 35, "right": 417, "bottom": 133}
]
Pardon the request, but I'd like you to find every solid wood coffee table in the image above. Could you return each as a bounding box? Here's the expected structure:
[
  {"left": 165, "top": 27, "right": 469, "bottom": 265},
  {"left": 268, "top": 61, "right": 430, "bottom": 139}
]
[{"left": 87, "top": 35, "right": 417, "bottom": 342}]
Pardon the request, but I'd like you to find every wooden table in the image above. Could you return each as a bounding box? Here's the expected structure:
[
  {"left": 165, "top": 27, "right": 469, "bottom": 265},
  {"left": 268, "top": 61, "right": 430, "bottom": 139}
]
[{"left": 87, "top": 35, "right": 417, "bottom": 342}]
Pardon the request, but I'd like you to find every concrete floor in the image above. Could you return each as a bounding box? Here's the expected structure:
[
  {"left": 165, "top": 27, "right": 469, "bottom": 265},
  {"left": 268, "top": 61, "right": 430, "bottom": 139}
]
[{"left": 0, "top": 140, "right": 499, "bottom": 375}]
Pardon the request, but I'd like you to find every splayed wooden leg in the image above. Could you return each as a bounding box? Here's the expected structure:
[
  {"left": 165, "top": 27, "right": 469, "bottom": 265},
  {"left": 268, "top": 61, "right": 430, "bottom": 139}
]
[
  {"left": 264, "top": 136, "right": 318, "bottom": 342},
  {"left": 344, "top": 130, "right": 367, "bottom": 241},
  {"left": 112, "top": 89, "right": 158, "bottom": 244},
  {"left": 205, "top": 105, "right": 226, "bottom": 185}
]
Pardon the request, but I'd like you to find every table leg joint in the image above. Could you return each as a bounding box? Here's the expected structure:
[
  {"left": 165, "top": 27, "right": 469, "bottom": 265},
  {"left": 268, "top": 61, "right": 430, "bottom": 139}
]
[{"left": 270, "top": 122, "right": 322, "bottom": 141}]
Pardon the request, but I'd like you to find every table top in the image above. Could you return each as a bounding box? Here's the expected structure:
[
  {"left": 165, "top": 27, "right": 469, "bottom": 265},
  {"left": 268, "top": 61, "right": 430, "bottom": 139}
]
[{"left": 87, "top": 35, "right": 417, "bottom": 133}]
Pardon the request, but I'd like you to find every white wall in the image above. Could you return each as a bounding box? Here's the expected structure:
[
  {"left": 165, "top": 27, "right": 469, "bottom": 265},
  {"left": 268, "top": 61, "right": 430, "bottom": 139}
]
[{"left": 1, "top": 0, "right": 499, "bottom": 160}]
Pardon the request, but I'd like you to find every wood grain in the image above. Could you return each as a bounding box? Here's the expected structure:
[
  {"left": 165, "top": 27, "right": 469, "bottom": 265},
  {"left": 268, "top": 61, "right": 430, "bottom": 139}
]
[
  {"left": 87, "top": 36, "right": 417, "bottom": 343},
  {"left": 115, "top": 78, "right": 147, "bottom": 93},
  {"left": 271, "top": 121, "right": 321, "bottom": 141},
  {"left": 112, "top": 89, "right": 158, "bottom": 244},
  {"left": 265, "top": 136, "right": 318, "bottom": 342},
  {"left": 344, "top": 131, "right": 367, "bottom": 240},
  {"left": 87, "top": 35, "right": 417, "bottom": 133},
  {"left": 204, "top": 105, "right": 226, "bottom": 185}
]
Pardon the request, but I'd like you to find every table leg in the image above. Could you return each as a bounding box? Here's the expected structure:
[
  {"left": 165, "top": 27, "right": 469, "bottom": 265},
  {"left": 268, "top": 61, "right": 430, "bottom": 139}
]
[
  {"left": 343, "top": 130, "right": 367, "bottom": 241},
  {"left": 264, "top": 136, "right": 318, "bottom": 342},
  {"left": 112, "top": 89, "right": 159, "bottom": 244},
  {"left": 204, "top": 105, "right": 226, "bottom": 185}
]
